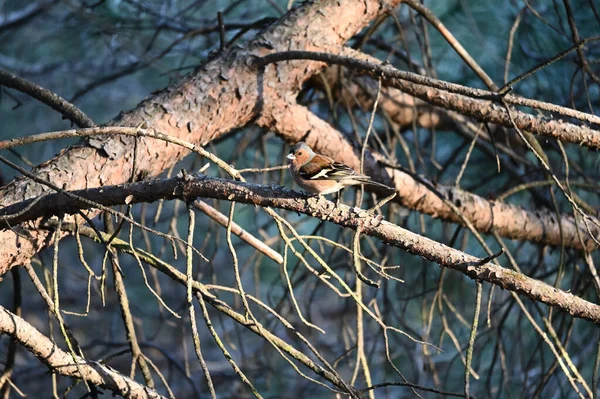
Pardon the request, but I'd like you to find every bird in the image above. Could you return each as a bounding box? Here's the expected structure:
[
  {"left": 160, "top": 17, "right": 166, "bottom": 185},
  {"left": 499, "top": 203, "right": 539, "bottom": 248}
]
[{"left": 286, "top": 142, "right": 394, "bottom": 196}]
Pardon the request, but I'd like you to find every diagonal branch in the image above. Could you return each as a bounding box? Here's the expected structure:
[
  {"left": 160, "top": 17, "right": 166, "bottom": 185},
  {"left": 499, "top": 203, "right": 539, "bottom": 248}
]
[
  {"left": 258, "top": 102, "right": 598, "bottom": 250},
  {"left": 0, "top": 306, "right": 164, "bottom": 399},
  {"left": 256, "top": 50, "right": 600, "bottom": 143},
  {"left": 0, "top": 0, "right": 403, "bottom": 274},
  {"left": 3, "top": 174, "right": 600, "bottom": 325},
  {"left": 55, "top": 222, "right": 360, "bottom": 395},
  {"left": 0, "top": 68, "right": 94, "bottom": 128}
]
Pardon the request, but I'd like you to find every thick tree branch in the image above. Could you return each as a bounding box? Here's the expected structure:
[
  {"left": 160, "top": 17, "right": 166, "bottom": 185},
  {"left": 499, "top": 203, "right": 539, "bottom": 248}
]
[
  {"left": 257, "top": 50, "right": 600, "bottom": 142},
  {"left": 0, "top": 306, "right": 164, "bottom": 399},
  {"left": 0, "top": 0, "right": 403, "bottom": 274},
  {"left": 315, "top": 64, "right": 452, "bottom": 129},
  {"left": 258, "top": 102, "right": 598, "bottom": 250},
  {"left": 2, "top": 174, "right": 599, "bottom": 325},
  {"left": 4, "top": 123, "right": 593, "bottom": 251}
]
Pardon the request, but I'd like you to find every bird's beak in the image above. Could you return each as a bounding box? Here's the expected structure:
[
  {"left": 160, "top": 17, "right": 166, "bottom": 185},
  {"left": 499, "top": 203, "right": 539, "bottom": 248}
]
[{"left": 286, "top": 153, "right": 295, "bottom": 160}]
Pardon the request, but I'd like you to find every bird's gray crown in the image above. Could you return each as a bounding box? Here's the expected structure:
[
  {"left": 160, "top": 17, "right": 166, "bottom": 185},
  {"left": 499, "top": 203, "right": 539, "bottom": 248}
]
[{"left": 289, "top": 142, "right": 311, "bottom": 154}]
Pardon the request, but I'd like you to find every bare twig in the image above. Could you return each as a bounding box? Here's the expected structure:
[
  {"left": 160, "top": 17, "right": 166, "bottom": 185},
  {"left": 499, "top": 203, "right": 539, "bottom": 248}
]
[
  {"left": 0, "top": 68, "right": 94, "bottom": 128},
  {"left": 185, "top": 203, "right": 216, "bottom": 398},
  {"left": 195, "top": 200, "right": 282, "bottom": 263}
]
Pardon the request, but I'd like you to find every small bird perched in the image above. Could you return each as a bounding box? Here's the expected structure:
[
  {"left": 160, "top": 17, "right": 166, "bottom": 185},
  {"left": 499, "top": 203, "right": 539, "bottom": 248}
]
[{"left": 286, "top": 142, "right": 394, "bottom": 195}]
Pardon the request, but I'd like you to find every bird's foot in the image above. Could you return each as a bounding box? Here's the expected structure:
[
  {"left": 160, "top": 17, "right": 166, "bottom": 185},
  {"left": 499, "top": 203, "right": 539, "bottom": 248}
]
[{"left": 324, "top": 200, "right": 339, "bottom": 220}]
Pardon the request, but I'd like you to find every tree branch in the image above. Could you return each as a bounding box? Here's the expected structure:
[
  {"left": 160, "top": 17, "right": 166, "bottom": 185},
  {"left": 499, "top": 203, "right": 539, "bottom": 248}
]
[
  {"left": 258, "top": 102, "right": 598, "bottom": 251},
  {"left": 256, "top": 50, "right": 600, "bottom": 142},
  {"left": 0, "top": 0, "right": 403, "bottom": 274},
  {"left": 0, "top": 68, "right": 94, "bottom": 128},
  {"left": 3, "top": 174, "right": 599, "bottom": 325},
  {"left": 0, "top": 306, "right": 164, "bottom": 399}
]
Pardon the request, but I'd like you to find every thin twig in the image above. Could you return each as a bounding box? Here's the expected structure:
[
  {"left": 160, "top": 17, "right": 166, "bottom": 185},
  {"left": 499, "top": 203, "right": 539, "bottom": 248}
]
[
  {"left": 0, "top": 68, "right": 94, "bottom": 127},
  {"left": 195, "top": 200, "right": 282, "bottom": 263},
  {"left": 464, "top": 281, "right": 482, "bottom": 398},
  {"left": 185, "top": 203, "right": 216, "bottom": 398}
]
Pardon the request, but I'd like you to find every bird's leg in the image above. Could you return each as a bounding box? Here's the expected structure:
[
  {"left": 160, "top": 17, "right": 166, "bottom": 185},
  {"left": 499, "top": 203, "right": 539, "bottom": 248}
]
[
  {"left": 334, "top": 191, "right": 341, "bottom": 208},
  {"left": 321, "top": 193, "right": 341, "bottom": 220}
]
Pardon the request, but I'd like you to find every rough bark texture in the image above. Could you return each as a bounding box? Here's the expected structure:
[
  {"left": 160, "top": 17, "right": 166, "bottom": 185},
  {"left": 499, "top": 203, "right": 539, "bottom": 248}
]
[
  {"left": 317, "top": 65, "right": 449, "bottom": 129},
  {"left": 0, "top": 0, "right": 403, "bottom": 275},
  {"left": 0, "top": 306, "right": 164, "bottom": 399},
  {"left": 259, "top": 102, "right": 597, "bottom": 250},
  {"left": 334, "top": 47, "right": 600, "bottom": 146},
  {"left": 5, "top": 174, "right": 597, "bottom": 325}
]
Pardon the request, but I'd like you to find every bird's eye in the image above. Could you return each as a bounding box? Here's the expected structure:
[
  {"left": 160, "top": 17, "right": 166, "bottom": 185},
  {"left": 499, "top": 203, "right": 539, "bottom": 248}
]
[{"left": 297, "top": 151, "right": 302, "bottom": 156}]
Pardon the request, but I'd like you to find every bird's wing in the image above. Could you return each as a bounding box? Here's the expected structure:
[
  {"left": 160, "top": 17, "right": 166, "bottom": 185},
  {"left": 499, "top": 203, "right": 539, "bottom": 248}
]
[{"left": 299, "top": 154, "right": 357, "bottom": 181}]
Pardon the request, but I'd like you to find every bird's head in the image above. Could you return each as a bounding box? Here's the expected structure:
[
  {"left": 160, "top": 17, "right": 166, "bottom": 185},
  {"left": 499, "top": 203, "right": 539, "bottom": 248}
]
[{"left": 286, "top": 142, "right": 315, "bottom": 165}]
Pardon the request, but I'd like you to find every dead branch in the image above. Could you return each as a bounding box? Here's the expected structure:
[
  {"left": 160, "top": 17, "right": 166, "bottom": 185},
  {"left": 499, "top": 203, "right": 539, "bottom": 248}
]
[
  {"left": 4, "top": 173, "right": 599, "bottom": 325},
  {"left": 0, "top": 306, "right": 165, "bottom": 399}
]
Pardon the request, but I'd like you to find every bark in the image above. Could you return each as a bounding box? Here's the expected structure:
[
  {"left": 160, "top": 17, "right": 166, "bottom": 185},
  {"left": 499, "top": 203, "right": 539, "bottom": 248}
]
[
  {"left": 0, "top": 0, "right": 403, "bottom": 275},
  {"left": 0, "top": 306, "right": 164, "bottom": 399},
  {"left": 259, "top": 102, "right": 598, "bottom": 250},
  {"left": 315, "top": 65, "right": 450, "bottom": 129},
  {"left": 6, "top": 173, "right": 599, "bottom": 325}
]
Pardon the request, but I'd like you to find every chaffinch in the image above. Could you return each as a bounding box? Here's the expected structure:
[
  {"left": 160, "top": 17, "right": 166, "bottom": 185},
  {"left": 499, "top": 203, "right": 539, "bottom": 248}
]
[{"left": 286, "top": 142, "right": 393, "bottom": 195}]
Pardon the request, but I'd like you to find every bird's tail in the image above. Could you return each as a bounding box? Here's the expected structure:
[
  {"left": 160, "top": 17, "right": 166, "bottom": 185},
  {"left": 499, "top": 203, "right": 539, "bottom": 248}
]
[{"left": 346, "top": 176, "right": 395, "bottom": 192}]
